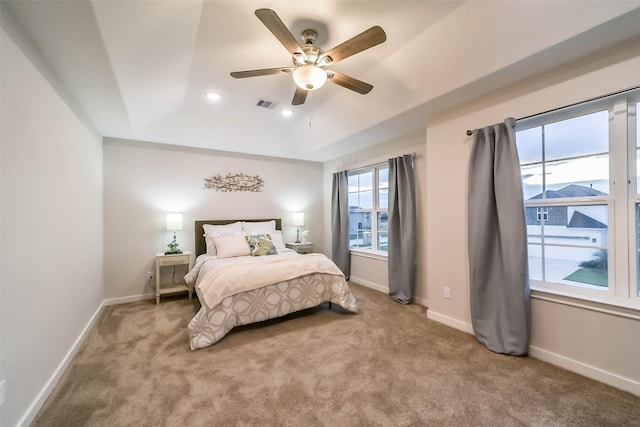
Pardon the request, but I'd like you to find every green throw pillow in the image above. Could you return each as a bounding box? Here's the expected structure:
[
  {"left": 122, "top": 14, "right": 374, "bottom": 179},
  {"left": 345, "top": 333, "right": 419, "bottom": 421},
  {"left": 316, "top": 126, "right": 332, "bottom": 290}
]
[{"left": 247, "top": 234, "right": 278, "bottom": 256}]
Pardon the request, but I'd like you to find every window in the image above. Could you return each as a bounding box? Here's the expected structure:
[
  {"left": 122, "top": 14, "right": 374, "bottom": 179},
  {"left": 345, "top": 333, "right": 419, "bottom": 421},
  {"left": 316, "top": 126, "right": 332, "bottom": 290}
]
[
  {"left": 535, "top": 207, "right": 548, "bottom": 222},
  {"left": 348, "top": 164, "right": 389, "bottom": 254},
  {"left": 516, "top": 89, "right": 639, "bottom": 307}
]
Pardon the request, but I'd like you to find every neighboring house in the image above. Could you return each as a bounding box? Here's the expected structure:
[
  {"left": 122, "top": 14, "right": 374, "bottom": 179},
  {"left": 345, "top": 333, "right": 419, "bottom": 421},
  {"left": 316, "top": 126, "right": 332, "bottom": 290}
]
[
  {"left": 348, "top": 208, "right": 388, "bottom": 249},
  {"left": 526, "top": 184, "right": 608, "bottom": 262},
  {"left": 525, "top": 184, "right": 607, "bottom": 226}
]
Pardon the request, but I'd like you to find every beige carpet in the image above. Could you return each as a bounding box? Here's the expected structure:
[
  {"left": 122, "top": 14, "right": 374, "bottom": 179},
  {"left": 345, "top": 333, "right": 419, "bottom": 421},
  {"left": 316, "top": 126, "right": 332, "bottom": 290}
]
[{"left": 33, "top": 283, "right": 639, "bottom": 426}]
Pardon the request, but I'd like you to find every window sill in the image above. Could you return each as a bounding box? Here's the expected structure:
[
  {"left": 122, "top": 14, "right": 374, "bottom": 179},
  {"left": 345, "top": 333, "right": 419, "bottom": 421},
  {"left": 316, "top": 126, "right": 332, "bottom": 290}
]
[
  {"left": 531, "top": 287, "right": 640, "bottom": 321},
  {"left": 349, "top": 248, "right": 388, "bottom": 261}
]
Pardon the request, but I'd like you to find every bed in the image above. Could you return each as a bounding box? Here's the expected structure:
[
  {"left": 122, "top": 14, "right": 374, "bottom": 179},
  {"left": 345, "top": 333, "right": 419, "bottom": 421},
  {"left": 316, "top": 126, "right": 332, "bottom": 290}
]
[{"left": 186, "top": 219, "right": 358, "bottom": 350}]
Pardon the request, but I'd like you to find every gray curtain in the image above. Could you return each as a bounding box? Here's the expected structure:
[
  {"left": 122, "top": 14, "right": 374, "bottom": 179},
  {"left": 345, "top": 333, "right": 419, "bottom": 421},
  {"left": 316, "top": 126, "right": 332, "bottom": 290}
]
[
  {"left": 468, "top": 118, "right": 530, "bottom": 356},
  {"left": 388, "top": 154, "right": 417, "bottom": 304},
  {"left": 331, "top": 171, "right": 350, "bottom": 279}
]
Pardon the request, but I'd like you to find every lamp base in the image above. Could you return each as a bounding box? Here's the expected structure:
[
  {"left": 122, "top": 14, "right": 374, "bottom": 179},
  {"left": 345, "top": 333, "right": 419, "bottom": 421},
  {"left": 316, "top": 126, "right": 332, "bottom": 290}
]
[{"left": 166, "top": 236, "right": 181, "bottom": 255}]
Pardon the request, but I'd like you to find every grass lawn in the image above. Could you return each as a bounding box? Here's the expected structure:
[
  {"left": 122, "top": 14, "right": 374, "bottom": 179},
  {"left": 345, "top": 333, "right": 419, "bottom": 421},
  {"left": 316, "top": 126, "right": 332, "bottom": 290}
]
[{"left": 563, "top": 268, "right": 608, "bottom": 287}]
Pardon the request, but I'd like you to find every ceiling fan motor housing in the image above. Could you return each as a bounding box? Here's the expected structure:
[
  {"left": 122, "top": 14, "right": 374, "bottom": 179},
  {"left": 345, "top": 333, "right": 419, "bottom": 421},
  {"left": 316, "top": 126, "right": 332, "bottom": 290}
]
[
  {"left": 292, "top": 30, "right": 328, "bottom": 67},
  {"left": 296, "top": 45, "right": 324, "bottom": 65}
]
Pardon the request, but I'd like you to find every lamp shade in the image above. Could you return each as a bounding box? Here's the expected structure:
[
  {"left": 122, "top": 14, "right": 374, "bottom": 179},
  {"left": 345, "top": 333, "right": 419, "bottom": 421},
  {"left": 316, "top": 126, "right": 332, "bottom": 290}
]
[
  {"left": 292, "top": 212, "right": 304, "bottom": 226},
  {"left": 166, "top": 213, "right": 183, "bottom": 231},
  {"left": 292, "top": 65, "right": 327, "bottom": 91}
]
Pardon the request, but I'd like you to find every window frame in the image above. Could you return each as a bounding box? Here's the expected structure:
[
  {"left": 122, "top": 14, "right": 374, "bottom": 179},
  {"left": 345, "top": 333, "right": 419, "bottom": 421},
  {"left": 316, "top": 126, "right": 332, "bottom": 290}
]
[
  {"left": 629, "top": 98, "right": 639, "bottom": 299},
  {"left": 347, "top": 162, "right": 389, "bottom": 257},
  {"left": 516, "top": 90, "right": 640, "bottom": 310}
]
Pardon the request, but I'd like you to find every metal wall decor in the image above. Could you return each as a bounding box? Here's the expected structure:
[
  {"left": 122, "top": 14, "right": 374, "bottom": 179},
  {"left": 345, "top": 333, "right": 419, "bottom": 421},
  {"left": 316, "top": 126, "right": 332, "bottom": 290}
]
[{"left": 204, "top": 173, "right": 264, "bottom": 192}]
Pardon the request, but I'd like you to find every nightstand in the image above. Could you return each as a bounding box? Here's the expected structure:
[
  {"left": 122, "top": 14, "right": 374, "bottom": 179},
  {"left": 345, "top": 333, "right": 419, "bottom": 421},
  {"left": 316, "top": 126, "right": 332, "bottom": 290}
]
[
  {"left": 155, "top": 251, "right": 193, "bottom": 304},
  {"left": 286, "top": 242, "right": 314, "bottom": 254}
]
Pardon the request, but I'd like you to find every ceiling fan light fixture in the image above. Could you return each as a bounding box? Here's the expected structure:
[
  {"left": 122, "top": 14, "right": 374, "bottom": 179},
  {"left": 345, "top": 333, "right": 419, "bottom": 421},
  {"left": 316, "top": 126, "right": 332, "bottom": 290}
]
[{"left": 293, "top": 65, "right": 327, "bottom": 91}]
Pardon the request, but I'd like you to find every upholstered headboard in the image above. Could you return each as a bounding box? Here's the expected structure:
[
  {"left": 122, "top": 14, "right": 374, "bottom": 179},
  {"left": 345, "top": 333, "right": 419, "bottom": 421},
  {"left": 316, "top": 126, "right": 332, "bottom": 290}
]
[{"left": 194, "top": 219, "right": 282, "bottom": 257}]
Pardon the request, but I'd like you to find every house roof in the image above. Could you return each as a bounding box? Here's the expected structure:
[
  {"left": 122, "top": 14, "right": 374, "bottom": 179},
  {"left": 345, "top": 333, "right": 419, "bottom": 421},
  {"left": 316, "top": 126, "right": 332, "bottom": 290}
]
[
  {"left": 568, "top": 210, "right": 607, "bottom": 229},
  {"left": 528, "top": 184, "right": 607, "bottom": 200}
]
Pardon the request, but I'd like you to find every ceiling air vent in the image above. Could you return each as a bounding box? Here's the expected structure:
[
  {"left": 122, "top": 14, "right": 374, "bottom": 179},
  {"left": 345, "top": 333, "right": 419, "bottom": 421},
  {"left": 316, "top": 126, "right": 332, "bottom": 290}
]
[{"left": 256, "top": 99, "right": 277, "bottom": 109}]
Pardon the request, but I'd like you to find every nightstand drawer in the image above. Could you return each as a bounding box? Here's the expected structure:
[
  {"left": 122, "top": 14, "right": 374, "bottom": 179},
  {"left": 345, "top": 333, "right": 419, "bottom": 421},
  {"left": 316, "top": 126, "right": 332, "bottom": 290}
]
[{"left": 157, "top": 257, "right": 189, "bottom": 267}]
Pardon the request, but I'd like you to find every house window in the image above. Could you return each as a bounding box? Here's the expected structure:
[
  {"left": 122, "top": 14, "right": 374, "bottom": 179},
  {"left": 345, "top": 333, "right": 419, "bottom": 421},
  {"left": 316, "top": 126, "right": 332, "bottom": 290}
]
[
  {"left": 536, "top": 207, "right": 548, "bottom": 222},
  {"left": 516, "top": 89, "right": 639, "bottom": 305},
  {"left": 348, "top": 164, "right": 389, "bottom": 254}
]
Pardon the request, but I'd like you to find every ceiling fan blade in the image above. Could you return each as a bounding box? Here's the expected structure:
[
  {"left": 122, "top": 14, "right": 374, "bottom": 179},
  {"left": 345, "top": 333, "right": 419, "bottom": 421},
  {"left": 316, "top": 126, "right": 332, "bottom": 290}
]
[
  {"left": 230, "top": 67, "right": 293, "bottom": 78},
  {"left": 320, "top": 26, "right": 386, "bottom": 65},
  {"left": 255, "top": 9, "right": 305, "bottom": 59},
  {"left": 292, "top": 86, "right": 308, "bottom": 105},
  {"left": 327, "top": 71, "right": 373, "bottom": 94}
]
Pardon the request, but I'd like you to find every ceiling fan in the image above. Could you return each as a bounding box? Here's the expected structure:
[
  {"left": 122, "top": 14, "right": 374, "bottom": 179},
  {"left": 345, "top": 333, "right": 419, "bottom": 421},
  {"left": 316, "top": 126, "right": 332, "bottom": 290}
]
[{"left": 230, "top": 8, "right": 387, "bottom": 106}]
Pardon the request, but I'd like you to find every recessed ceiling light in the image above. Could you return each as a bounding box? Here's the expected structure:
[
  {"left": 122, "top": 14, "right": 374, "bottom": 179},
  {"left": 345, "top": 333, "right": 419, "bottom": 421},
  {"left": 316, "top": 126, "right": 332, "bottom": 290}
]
[
  {"left": 206, "top": 92, "right": 221, "bottom": 101},
  {"left": 281, "top": 109, "right": 293, "bottom": 117}
]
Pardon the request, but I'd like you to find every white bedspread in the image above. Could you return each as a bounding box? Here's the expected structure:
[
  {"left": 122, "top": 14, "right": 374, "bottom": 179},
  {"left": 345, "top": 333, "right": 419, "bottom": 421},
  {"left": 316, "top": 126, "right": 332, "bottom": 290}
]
[{"left": 187, "top": 253, "right": 345, "bottom": 309}]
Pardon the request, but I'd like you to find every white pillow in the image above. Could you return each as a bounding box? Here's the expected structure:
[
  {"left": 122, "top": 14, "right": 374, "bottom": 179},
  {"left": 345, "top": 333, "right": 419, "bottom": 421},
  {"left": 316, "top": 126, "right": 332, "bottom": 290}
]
[
  {"left": 204, "top": 231, "right": 244, "bottom": 256},
  {"left": 268, "top": 230, "right": 286, "bottom": 250},
  {"left": 203, "top": 222, "right": 243, "bottom": 235},
  {"left": 213, "top": 235, "right": 251, "bottom": 258},
  {"left": 242, "top": 220, "right": 276, "bottom": 235},
  {"left": 203, "top": 222, "right": 244, "bottom": 255}
]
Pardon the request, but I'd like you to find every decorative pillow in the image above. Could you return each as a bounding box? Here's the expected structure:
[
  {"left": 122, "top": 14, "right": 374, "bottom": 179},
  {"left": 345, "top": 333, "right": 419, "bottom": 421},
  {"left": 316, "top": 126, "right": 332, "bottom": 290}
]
[
  {"left": 204, "top": 231, "right": 244, "bottom": 256},
  {"left": 268, "top": 230, "right": 286, "bottom": 250},
  {"left": 213, "top": 235, "right": 251, "bottom": 258},
  {"left": 247, "top": 234, "right": 278, "bottom": 256},
  {"left": 242, "top": 220, "right": 276, "bottom": 236}
]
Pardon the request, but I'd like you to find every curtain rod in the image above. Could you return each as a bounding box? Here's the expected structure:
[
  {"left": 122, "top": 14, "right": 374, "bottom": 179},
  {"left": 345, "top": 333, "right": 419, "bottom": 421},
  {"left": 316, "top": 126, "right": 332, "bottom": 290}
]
[
  {"left": 465, "top": 85, "right": 640, "bottom": 136},
  {"left": 336, "top": 152, "right": 416, "bottom": 172}
]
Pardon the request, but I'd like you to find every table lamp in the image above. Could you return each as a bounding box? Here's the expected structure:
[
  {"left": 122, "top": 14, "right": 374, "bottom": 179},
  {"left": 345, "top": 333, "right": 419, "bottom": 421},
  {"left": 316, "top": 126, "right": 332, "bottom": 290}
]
[
  {"left": 165, "top": 212, "right": 183, "bottom": 254},
  {"left": 292, "top": 212, "right": 304, "bottom": 243}
]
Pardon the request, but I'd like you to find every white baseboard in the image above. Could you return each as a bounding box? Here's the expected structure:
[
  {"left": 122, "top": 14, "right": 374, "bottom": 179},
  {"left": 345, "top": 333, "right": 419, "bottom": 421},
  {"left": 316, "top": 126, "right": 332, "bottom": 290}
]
[
  {"left": 18, "top": 300, "right": 105, "bottom": 427},
  {"left": 350, "top": 277, "right": 428, "bottom": 307},
  {"left": 426, "top": 310, "right": 639, "bottom": 397},
  {"left": 350, "top": 276, "right": 388, "bottom": 294},
  {"left": 426, "top": 309, "right": 475, "bottom": 334},
  {"left": 104, "top": 293, "right": 154, "bottom": 306},
  {"left": 529, "top": 345, "right": 640, "bottom": 397}
]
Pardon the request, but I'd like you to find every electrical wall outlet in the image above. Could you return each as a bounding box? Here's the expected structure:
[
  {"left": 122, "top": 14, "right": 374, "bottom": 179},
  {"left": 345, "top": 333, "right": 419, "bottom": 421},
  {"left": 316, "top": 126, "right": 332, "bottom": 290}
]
[
  {"left": 0, "top": 379, "right": 5, "bottom": 407},
  {"left": 148, "top": 272, "right": 154, "bottom": 280},
  {"left": 443, "top": 287, "right": 451, "bottom": 299}
]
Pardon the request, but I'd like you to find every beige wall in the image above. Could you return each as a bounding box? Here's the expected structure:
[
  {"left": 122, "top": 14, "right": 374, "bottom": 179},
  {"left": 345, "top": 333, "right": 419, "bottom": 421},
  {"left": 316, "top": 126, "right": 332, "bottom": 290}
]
[
  {"left": 103, "top": 138, "right": 323, "bottom": 302},
  {"left": 1, "top": 26, "right": 104, "bottom": 427},
  {"left": 425, "top": 42, "right": 640, "bottom": 394},
  {"left": 322, "top": 129, "right": 428, "bottom": 306}
]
